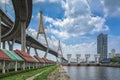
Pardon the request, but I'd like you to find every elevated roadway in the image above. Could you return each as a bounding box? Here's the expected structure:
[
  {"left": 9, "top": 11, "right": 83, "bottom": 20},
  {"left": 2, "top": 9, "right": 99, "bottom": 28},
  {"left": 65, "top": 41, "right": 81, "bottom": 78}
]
[
  {"left": 1, "top": 0, "right": 32, "bottom": 41},
  {"left": 0, "top": 0, "right": 61, "bottom": 57}
]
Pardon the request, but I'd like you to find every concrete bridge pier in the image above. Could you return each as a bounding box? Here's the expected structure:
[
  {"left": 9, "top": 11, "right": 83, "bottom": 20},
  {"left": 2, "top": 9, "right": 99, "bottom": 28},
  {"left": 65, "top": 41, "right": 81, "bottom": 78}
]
[
  {"left": 0, "top": 14, "right": 1, "bottom": 49},
  {"left": 67, "top": 54, "right": 72, "bottom": 64},
  {"left": 94, "top": 54, "right": 100, "bottom": 64},
  {"left": 7, "top": 40, "right": 15, "bottom": 51},
  {"left": 76, "top": 54, "right": 81, "bottom": 64},
  {"left": 2, "top": 41, "right": 6, "bottom": 49},
  {"left": 21, "top": 21, "right": 26, "bottom": 51},
  {"left": 34, "top": 48, "right": 38, "bottom": 56},
  {"left": 26, "top": 46, "right": 31, "bottom": 53},
  {"left": 85, "top": 54, "right": 90, "bottom": 64}
]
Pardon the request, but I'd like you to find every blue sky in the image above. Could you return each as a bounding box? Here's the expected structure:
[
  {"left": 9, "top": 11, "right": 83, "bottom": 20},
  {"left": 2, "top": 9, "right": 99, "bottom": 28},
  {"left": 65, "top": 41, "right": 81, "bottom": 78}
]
[{"left": 0, "top": 0, "right": 120, "bottom": 61}]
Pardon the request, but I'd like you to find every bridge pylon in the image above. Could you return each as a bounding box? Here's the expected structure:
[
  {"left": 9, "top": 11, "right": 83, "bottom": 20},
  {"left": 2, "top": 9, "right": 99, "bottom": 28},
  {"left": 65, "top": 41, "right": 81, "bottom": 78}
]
[
  {"left": 36, "top": 10, "right": 49, "bottom": 58},
  {"left": 57, "top": 40, "right": 63, "bottom": 63}
]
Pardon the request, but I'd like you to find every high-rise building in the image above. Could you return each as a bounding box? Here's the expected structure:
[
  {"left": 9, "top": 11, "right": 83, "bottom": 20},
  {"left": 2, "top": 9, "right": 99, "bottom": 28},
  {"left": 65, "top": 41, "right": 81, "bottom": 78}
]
[{"left": 97, "top": 33, "right": 107, "bottom": 60}]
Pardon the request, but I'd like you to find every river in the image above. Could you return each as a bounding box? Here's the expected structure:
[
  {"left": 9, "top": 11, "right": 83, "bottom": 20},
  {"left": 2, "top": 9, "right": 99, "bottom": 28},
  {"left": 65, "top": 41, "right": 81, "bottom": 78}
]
[{"left": 63, "top": 66, "right": 120, "bottom": 80}]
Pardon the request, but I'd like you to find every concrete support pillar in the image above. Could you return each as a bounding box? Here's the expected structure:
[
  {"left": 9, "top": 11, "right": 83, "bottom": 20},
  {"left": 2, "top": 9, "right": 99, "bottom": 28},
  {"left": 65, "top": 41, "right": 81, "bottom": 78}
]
[
  {"left": 2, "top": 60, "right": 5, "bottom": 73},
  {"left": 7, "top": 40, "right": 15, "bottom": 51},
  {"left": 0, "top": 14, "right": 1, "bottom": 49},
  {"left": 94, "top": 54, "right": 100, "bottom": 64},
  {"left": 34, "top": 48, "right": 38, "bottom": 56},
  {"left": 22, "top": 62, "right": 25, "bottom": 70},
  {"left": 26, "top": 46, "right": 31, "bottom": 53},
  {"left": 67, "top": 54, "right": 72, "bottom": 64},
  {"left": 15, "top": 61, "right": 18, "bottom": 72},
  {"left": 76, "top": 54, "right": 81, "bottom": 64},
  {"left": 44, "top": 48, "right": 49, "bottom": 58},
  {"left": 85, "top": 54, "right": 90, "bottom": 64},
  {"left": 21, "top": 21, "right": 26, "bottom": 51},
  {"left": 2, "top": 41, "right": 6, "bottom": 49}
]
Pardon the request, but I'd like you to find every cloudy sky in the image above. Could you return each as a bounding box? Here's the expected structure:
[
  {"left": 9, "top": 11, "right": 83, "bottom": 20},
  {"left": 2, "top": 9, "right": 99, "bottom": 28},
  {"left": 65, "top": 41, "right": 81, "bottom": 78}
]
[{"left": 0, "top": 0, "right": 120, "bottom": 61}]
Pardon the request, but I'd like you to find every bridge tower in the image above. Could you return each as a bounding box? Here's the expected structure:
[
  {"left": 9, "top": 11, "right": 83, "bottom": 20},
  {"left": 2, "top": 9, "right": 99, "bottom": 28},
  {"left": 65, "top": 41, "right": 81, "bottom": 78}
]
[
  {"left": 36, "top": 10, "right": 49, "bottom": 58},
  {"left": 57, "top": 40, "right": 63, "bottom": 63},
  {"left": 0, "top": 14, "right": 1, "bottom": 49}
]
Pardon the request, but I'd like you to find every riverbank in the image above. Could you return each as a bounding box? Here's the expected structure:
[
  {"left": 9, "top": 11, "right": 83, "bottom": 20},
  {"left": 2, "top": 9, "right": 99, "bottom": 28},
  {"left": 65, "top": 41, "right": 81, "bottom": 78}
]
[
  {"left": 0, "top": 65, "right": 56, "bottom": 80},
  {"left": 62, "top": 63, "right": 120, "bottom": 67},
  {"left": 100, "top": 64, "right": 120, "bottom": 67},
  {"left": 47, "top": 65, "right": 71, "bottom": 80}
]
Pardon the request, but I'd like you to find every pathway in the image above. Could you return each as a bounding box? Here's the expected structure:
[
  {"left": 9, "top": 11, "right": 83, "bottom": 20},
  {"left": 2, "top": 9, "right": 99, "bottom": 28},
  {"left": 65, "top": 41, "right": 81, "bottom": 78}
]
[
  {"left": 26, "top": 70, "right": 46, "bottom": 80},
  {"left": 47, "top": 65, "right": 71, "bottom": 80}
]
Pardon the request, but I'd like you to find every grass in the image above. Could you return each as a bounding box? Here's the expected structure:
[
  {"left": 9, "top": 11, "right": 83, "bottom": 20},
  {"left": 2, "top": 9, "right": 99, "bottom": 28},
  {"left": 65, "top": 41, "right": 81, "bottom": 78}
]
[
  {"left": 35, "top": 65, "right": 58, "bottom": 80},
  {"left": 0, "top": 65, "right": 56, "bottom": 80}
]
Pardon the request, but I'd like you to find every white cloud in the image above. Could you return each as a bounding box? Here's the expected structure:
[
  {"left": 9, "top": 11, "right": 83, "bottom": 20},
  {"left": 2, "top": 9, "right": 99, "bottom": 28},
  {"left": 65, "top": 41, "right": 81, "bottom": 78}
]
[
  {"left": 61, "top": 41, "right": 97, "bottom": 61},
  {"left": 27, "top": 28, "right": 120, "bottom": 61},
  {"left": 51, "top": 29, "right": 70, "bottom": 39},
  {"left": 36, "top": 0, "right": 109, "bottom": 40},
  {"left": 102, "top": 0, "right": 120, "bottom": 17},
  {"left": 33, "top": 0, "right": 61, "bottom": 4},
  {"left": 0, "top": 0, "right": 9, "bottom": 4},
  {"left": 49, "top": 0, "right": 60, "bottom": 3},
  {"left": 32, "top": 0, "right": 120, "bottom": 61},
  {"left": 62, "top": 0, "right": 91, "bottom": 17},
  {"left": 33, "top": 0, "right": 45, "bottom": 3}
]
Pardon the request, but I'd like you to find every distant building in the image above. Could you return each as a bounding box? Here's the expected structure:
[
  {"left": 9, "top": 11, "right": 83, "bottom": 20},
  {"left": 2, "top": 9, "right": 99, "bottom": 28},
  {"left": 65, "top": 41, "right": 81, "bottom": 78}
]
[
  {"left": 109, "top": 49, "right": 120, "bottom": 58},
  {"left": 114, "top": 54, "right": 120, "bottom": 57},
  {"left": 109, "top": 49, "right": 116, "bottom": 58},
  {"left": 97, "top": 33, "right": 107, "bottom": 60}
]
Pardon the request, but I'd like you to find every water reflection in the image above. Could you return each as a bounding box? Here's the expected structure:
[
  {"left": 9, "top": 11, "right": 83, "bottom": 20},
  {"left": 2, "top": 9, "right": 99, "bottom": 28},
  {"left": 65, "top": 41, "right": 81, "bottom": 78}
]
[{"left": 64, "top": 66, "right": 120, "bottom": 80}]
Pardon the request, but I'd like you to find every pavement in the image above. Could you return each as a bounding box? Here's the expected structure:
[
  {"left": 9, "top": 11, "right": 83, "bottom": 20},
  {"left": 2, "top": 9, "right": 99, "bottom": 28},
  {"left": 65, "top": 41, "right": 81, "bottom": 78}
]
[
  {"left": 47, "top": 65, "right": 71, "bottom": 80},
  {"left": 26, "top": 65, "right": 70, "bottom": 80}
]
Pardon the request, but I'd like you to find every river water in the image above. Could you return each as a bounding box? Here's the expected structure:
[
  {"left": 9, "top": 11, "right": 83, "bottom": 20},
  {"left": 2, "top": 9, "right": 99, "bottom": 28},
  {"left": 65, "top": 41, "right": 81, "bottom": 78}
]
[{"left": 63, "top": 66, "right": 120, "bottom": 80}]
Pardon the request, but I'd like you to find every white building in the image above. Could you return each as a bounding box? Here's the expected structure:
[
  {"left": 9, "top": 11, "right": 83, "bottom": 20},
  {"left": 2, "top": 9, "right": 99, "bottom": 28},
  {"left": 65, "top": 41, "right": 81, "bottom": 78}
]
[{"left": 109, "top": 49, "right": 120, "bottom": 58}]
